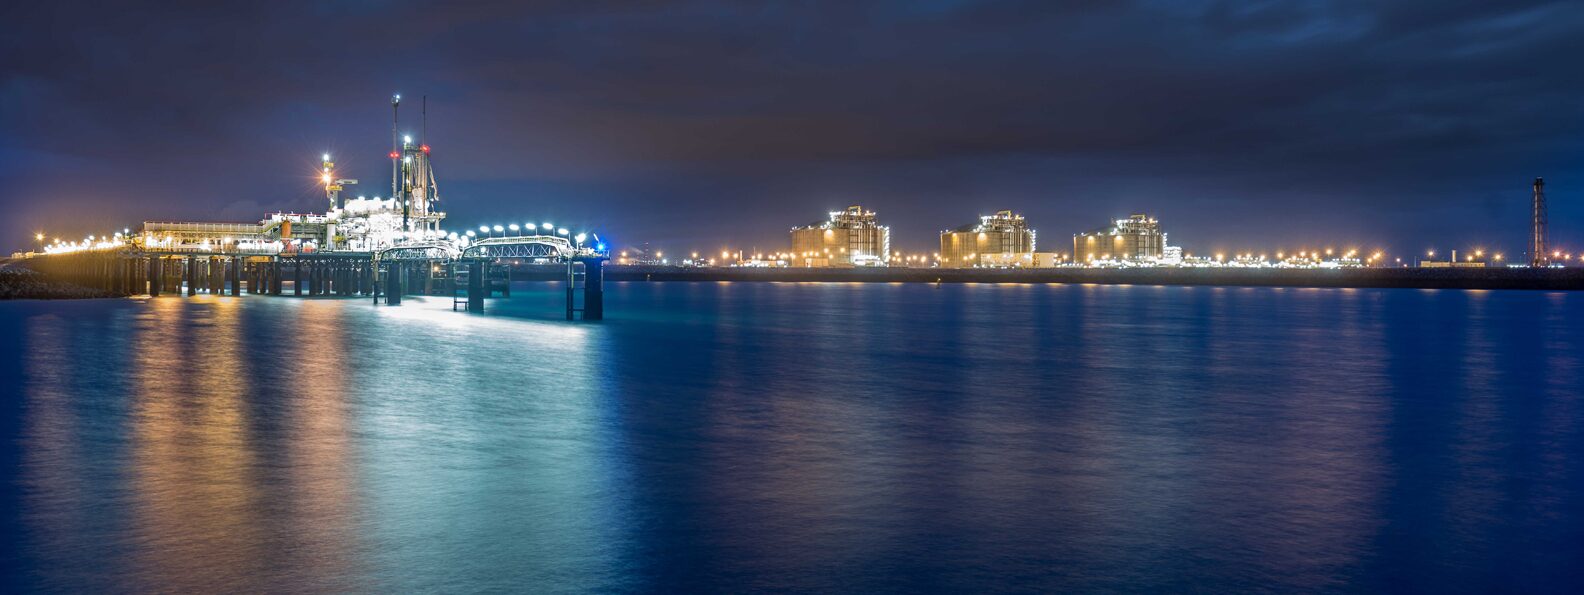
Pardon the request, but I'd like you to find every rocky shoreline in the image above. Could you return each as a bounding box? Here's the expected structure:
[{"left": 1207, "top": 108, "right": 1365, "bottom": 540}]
[{"left": 0, "top": 267, "right": 116, "bottom": 300}]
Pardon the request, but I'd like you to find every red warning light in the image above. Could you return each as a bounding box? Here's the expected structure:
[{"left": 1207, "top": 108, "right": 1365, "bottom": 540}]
[
  {"left": 389, "top": 151, "right": 400, "bottom": 159},
  {"left": 421, "top": 145, "right": 430, "bottom": 153}
]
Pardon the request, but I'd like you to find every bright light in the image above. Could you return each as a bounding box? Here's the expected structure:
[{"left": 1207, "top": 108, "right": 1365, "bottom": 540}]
[
  {"left": 322, "top": 153, "right": 330, "bottom": 161},
  {"left": 557, "top": 228, "right": 568, "bottom": 235},
  {"left": 466, "top": 230, "right": 476, "bottom": 237},
  {"left": 493, "top": 225, "right": 503, "bottom": 232},
  {"left": 479, "top": 225, "right": 489, "bottom": 232},
  {"left": 404, "top": 135, "right": 412, "bottom": 144},
  {"left": 575, "top": 233, "right": 587, "bottom": 243},
  {"left": 508, "top": 224, "right": 520, "bottom": 231},
  {"left": 541, "top": 222, "right": 553, "bottom": 230}
]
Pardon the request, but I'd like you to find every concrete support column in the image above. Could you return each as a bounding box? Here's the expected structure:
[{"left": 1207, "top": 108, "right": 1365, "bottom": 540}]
[
  {"left": 210, "top": 258, "right": 222, "bottom": 294},
  {"left": 385, "top": 262, "right": 402, "bottom": 305},
  {"left": 566, "top": 261, "right": 576, "bottom": 320},
  {"left": 468, "top": 261, "right": 484, "bottom": 312},
  {"left": 273, "top": 258, "right": 282, "bottom": 295},
  {"left": 583, "top": 258, "right": 604, "bottom": 320}
]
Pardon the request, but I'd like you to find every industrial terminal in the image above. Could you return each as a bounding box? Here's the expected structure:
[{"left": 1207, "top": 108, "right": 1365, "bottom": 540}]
[
  {"left": 7, "top": 99, "right": 1582, "bottom": 298},
  {"left": 939, "top": 210, "right": 1053, "bottom": 268},
  {"left": 789, "top": 205, "right": 891, "bottom": 267},
  {"left": 13, "top": 96, "right": 611, "bottom": 317}
]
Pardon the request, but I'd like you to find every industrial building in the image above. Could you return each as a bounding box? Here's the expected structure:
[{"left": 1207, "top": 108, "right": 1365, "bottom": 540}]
[
  {"left": 129, "top": 96, "right": 451, "bottom": 256},
  {"left": 790, "top": 205, "right": 891, "bottom": 267},
  {"left": 1073, "top": 213, "right": 1167, "bottom": 263},
  {"left": 939, "top": 210, "right": 1037, "bottom": 268}
]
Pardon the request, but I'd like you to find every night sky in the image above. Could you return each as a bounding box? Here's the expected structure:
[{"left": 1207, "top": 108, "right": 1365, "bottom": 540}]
[{"left": 2, "top": 1, "right": 1581, "bottom": 258}]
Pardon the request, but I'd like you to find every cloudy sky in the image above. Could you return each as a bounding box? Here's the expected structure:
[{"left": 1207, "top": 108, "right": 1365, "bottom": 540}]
[{"left": 2, "top": 0, "right": 1581, "bottom": 257}]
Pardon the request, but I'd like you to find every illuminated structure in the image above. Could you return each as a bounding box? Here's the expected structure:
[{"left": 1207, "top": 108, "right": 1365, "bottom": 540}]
[
  {"left": 1073, "top": 213, "right": 1166, "bottom": 263},
  {"left": 790, "top": 205, "right": 890, "bottom": 267},
  {"left": 390, "top": 95, "right": 443, "bottom": 234},
  {"left": 1532, "top": 177, "right": 1548, "bottom": 268},
  {"left": 939, "top": 210, "right": 1036, "bottom": 268}
]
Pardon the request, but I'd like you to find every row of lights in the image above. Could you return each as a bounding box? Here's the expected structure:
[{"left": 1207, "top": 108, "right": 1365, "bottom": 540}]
[
  {"left": 35, "top": 229, "right": 133, "bottom": 255},
  {"left": 472, "top": 222, "right": 588, "bottom": 246}
]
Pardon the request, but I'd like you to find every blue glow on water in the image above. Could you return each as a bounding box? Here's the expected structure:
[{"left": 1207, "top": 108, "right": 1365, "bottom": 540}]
[{"left": 0, "top": 283, "right": 1581, "bottom": 592}]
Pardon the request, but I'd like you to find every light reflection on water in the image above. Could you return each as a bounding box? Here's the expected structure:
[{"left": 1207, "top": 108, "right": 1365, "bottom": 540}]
[{"left": 3, "top": 283, "right": 1583, "bottom": 592}]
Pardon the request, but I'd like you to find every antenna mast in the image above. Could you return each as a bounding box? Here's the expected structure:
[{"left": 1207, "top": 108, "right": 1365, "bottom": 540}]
[{"left": 391, "top": 93, "right": 401, "bottom": 203}]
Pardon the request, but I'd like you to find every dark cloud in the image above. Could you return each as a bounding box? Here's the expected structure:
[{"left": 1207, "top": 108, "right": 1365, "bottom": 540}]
[{"left": 2, "top": 0, "right": 1581, "bottom": 255}]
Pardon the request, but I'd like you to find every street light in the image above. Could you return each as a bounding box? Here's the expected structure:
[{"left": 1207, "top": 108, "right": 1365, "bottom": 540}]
[
  {"left": 541, "top": 222, "right": 553, "bottom": 231},
  {"left": 508, "top": 223, "right": 520, "bottom": 232},
  {"left": 556, "top": 228, "right": 568, "bottom": 236}
]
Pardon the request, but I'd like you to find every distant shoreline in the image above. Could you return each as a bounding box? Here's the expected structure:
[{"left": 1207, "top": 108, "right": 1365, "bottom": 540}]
[
  {"left": 6, "top": 261, "right": 1582, "bottom": 299},
  {"left": 582, "top": 265, "right": 1584, "bottom": 291}
]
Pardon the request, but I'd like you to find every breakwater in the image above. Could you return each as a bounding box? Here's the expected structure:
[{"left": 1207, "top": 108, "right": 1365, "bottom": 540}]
[{"left": 577, "top": 265, "right": 1584, "bottom": 290}]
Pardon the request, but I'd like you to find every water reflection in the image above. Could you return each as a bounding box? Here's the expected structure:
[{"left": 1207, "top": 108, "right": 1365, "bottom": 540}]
[
  {"left": 8, "top": 285, "right": 1584, "bottom": 592},
  {"left": 127, "top": 297, "right": 269, "bottom": 591}
]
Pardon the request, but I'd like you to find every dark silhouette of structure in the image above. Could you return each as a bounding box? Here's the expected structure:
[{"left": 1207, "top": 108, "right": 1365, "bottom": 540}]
[{"left": 1532, "top": 178, "right": 1548, "bottom": 268}]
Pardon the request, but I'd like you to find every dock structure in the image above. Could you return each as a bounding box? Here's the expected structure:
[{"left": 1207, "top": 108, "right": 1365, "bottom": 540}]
[
  {"left": 23, "top": 238, "right": 607, "bottom": 321},
  {"left": 18, "top": 95, "right": 608, "bottom": 319}
]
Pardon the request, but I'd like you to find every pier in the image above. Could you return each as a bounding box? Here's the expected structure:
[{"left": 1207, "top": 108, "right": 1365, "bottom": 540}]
[{"left": 21, "top": 244, "right": 606, "bottom": 320}]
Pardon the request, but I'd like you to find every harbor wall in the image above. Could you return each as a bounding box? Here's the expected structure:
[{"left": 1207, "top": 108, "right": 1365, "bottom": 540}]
[{"left": 576, "top": 265, "right": 1584, "bottom": 291}]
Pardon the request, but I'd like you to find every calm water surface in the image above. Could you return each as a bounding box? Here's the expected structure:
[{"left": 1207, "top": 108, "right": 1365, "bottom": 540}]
[{"left": 1, "top": 282, "right": 1581, "bottom": 593}]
